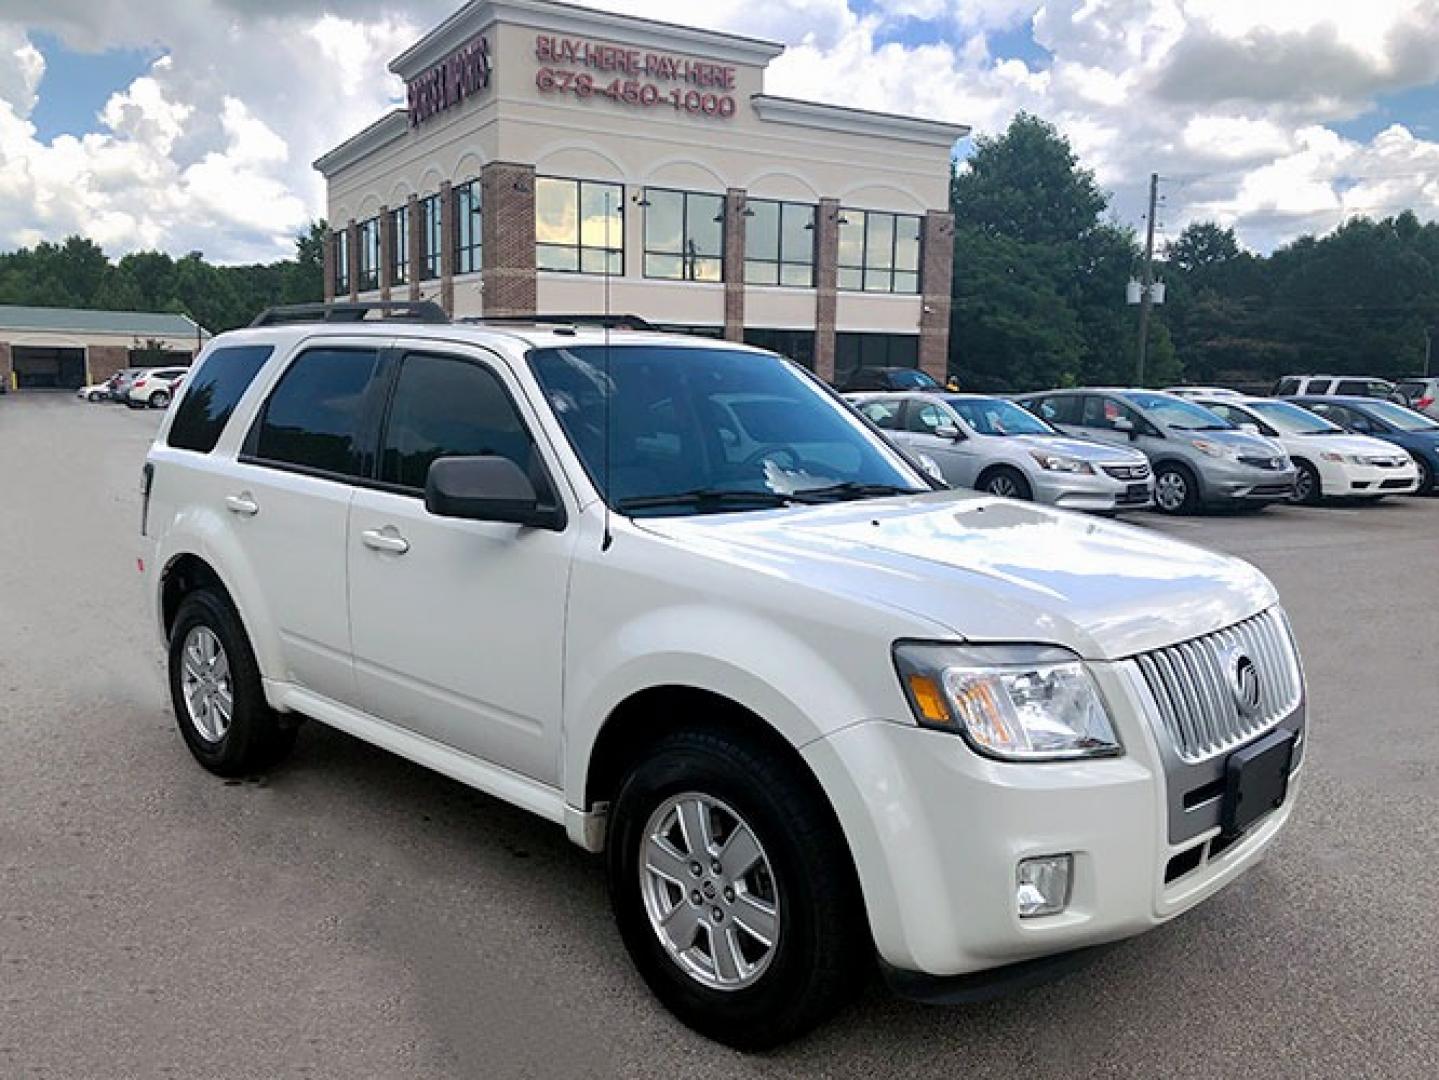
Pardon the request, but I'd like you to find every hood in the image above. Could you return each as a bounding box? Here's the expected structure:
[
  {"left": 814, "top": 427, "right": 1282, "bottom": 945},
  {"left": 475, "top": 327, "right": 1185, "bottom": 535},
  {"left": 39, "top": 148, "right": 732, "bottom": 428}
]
[
  {"left": 1009, "top": 434, "right": 1146, "bottom": 463},
  {"left": 1287, "top": 432, "right": 1411, "bottom": 460},
  {"left": 1167, "top": 426, "right": 1282, "bottom": 456},
  {"left": 637, "top": 492, "right": 1276, "bottom": 660}
]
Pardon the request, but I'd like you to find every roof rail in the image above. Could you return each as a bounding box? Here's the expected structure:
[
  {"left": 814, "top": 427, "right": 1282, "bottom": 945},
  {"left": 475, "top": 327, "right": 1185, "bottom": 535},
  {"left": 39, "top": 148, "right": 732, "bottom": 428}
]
[
  {"left": 456, "top": 313, "right": 657, "bottom": 331},
  {"left": 249, "top": 301, "right": 450, "bottom": 327}
]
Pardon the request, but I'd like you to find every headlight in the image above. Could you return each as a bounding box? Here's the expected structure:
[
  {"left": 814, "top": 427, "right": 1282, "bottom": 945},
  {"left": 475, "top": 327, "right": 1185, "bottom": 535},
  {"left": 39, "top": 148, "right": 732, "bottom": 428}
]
[
  {"left": 893, "top": 642, "right": 1121, "bottom": 761},
  {"left": 1028, "top": 450, "right": 1094, "bottom": 474},
  {"left": 916, "top": 452, "right": 946, "bottom": 484},
  {"left": 1191, "top": 438, "right": 1235, "bottom": 459}
]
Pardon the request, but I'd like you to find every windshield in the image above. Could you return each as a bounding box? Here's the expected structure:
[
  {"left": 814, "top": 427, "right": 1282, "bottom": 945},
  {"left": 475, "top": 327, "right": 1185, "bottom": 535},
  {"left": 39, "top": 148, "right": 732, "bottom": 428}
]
[
  {"left": 1122, "top": 392, "right": 1235, "bottom": 431},
  {"left": 1247, "top": 401, "right": 1342, "bottom": 435},
  {"left": 529, "top": 345, "right": 929, "bottom": 515},
  {"left": 1358, "top": 400, "right": 1439, "bottom": 432},
  {"left": 891, "top": 369, "right": 939, "bottom": 389},
  {"left": 947, "top": 396, "right": 1056, "bottom": 436}
]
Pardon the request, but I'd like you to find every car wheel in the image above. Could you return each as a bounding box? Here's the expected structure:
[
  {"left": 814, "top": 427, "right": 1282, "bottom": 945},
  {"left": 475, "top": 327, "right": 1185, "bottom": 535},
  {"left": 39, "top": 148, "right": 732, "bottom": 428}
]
[
  {"left": 1291, "top": 460, "right": 1322, "bottom": 505},
  {"left": 88, "top": 391, "right": 104, "bottom": 402},
  {"left": 980, "top": 466, "right": 1033, "bottom": 501},
  {"left": 168, "top": 589, "right": 297, "bottom": 777},
  {"left": 1418, "top": 458, "right": 1435, "bottom": 495},
  {"left": 149, "top": 390, "right": 171, "bottom": 409},
  {"left": 1154, "top": 462, "right": 1199, "bottom": 514},
  {"left": 607, "top": 727, "right": 865, "bottom": 1050}
]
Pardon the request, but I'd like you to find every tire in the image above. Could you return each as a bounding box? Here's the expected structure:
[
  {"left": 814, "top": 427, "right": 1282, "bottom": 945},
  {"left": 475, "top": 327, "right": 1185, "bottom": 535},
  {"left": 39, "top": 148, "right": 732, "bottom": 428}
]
[
  {"left": 167, "top": 588, "right": 296, "bottom": 777},
  {"left": 1418, "top": 457, "right": 1435, "bottom": 495},
  {"left": 88, "top": 391, "right": 104, "bottom": 402},
  {"left": 1291, "top": 459, "right": 1322, "bottom": 505},
  {"left": 1153, "top": 461, "right": 1200, "bottom": 515},
  {"left": 980, "top": 466, "right": 1033, "bottom": 501},
  {"left": 607, "top": 727, "right": 865, "bottom": 1050},
  {"left": 149, "top": 390, "right": 170, "bottom": 409}
]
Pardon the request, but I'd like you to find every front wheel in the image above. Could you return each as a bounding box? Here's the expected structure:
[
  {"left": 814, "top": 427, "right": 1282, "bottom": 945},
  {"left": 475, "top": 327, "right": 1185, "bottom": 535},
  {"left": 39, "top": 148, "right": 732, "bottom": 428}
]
[
  {"left": 981, "top": 466, "right": 1033, "bottom": 501},
  {"left": 88, "top": 391, "right": 105, "bottom": 402},
  {"left": 1418, "top": 458, "right": 1435, "bottom": 495},
  {"left": 1153, "top": 462, "right": 1200, "bottom": 514},
  {"left": 607, "top": 728, "right": 865, "bottom": 1049},
  {"left": 1291, "top": 460, "right": 1322, "bottom": 505}
]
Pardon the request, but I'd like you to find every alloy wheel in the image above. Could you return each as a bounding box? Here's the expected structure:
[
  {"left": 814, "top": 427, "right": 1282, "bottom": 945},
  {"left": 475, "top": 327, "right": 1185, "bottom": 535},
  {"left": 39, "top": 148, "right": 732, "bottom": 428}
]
[
  {"left": 639, "top": 792, "right": 780, "bottom": 992},
  {"left": 1156, "top": 470, "right": 1187, "bottom": 512},
  {"left": 986, "top": 474, "right": 1020, "bottom": 498},
  {"left": 180, "top": 625, "right": 233, "bottom": 743}
]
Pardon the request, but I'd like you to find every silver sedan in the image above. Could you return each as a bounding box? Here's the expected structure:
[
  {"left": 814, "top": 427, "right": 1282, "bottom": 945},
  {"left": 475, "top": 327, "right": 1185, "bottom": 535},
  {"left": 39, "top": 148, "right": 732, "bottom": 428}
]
[{"left": 849, "top": 392, "right": 1155, "bottom": 512}]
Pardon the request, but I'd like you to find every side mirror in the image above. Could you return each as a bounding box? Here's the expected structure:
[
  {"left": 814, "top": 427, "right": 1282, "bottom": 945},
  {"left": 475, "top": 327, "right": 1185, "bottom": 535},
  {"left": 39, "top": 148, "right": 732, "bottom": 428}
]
[
  {"left": 425, "top": 456, "right": 565, "bottom": 530},
  {"left": 1112, "top": 416, "right": 1138, "bottom": 439},
  {"left": 933, "top": 424, "right": 964, "bottom": 441}
]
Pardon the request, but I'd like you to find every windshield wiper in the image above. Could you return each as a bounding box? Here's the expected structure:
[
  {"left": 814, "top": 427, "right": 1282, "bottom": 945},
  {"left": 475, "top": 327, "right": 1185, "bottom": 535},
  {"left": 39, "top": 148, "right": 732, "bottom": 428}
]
[
  {"left": 788, "top": 481, "right": 921, "bottom": 503},
  {"left": 615, "top": 488, "right": 795, "bottom": 513}
]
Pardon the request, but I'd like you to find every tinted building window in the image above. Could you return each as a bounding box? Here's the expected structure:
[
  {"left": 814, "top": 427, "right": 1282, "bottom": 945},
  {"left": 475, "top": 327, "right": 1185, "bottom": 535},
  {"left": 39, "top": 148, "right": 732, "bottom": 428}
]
[
  {"left": 253, "top": 348, "right": 379, "bottom": 478},
  {"left": 380, "top": 354, "right": 534, "bottom": 491},
  {"left": 391, "top": 205, "right": 410, "bottom": 286},
  {"left": 743, "top": 328, "right": 815, "bottom": 370},
  {"left": 745, "top": 200, "right": 815, "bottom": 287},
  {"left": 334, "top": 229, "right": 350, "bottom": 294},
  {"left": 167, "top": 346, "right": 273, "bottom": 454},
  {"left": 357, "top": 217, "right": 380, "bottom": 291},
  {"left": 536, "top": 177, "right": 623, "bottom": 274},
  {"left": 419, "top": 194, "right": 442, "bottom": 280},
  {"left": 837, "top": 210, "right": 921, "bottom": 294},
  {"left": 835, "top": 332, "right": 919, "bottom": 378},
  {"left": 644, "top": 188, "right": 723, "bottom": 282},
  {"left": 455, "top": 180, "right": 482, "bottom": 275}
]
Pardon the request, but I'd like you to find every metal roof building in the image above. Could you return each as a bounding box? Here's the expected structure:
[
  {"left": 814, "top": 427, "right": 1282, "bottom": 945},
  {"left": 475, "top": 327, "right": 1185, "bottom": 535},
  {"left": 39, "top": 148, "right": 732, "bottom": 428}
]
[{"left": 0, "top": 305, "right": 210, "bottom": 391}]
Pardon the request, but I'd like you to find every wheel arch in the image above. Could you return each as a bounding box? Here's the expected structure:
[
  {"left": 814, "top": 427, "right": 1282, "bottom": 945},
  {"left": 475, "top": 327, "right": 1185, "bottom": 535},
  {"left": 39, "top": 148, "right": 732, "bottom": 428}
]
[{"left": 974, "top": 462, "right": 1028, "bottom": 492}]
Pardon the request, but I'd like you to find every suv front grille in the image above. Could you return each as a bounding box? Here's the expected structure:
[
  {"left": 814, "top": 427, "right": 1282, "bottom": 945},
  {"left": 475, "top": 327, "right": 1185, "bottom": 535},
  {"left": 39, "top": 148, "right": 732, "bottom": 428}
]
[
  {"left": 1134, "top": 608, "right": 1302, "bottom": 764},
  {"left": 1102, "top": 463, "right": 1151, "bottom": 481}
]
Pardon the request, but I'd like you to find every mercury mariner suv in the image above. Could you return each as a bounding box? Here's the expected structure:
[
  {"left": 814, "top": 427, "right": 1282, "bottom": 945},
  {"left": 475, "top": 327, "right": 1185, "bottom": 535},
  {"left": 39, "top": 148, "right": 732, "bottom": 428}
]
[{"left": 140, "top": 303, "right": 1306, "bottom": 1049}]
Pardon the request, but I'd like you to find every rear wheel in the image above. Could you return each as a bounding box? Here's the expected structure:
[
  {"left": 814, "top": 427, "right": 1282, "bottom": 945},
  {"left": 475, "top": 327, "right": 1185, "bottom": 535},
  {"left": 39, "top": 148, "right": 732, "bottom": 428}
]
[
  {"left": 607, "top": 727, "right": 865, "bottom": 1049},
  {"left": 1291, "top": 460, "right": 1322, "bottom": 505},
  {"left": 980, "top": 466, "right": 1033, "bottom": 501},
  {"left": 168, "top": 589, "right": 296, "bottom": 776},
  {"left": 87, "top": 391, "right": 104, "bottom": 402},
  {"left": 1153, "top": 462, "right": 1200, "bottom": 514},
  {"left": 1418, "top": 458, "right": 1435, "bottom": 495},
  {"left": 149, "top": 389, "right": 171, "bottom": 409}
]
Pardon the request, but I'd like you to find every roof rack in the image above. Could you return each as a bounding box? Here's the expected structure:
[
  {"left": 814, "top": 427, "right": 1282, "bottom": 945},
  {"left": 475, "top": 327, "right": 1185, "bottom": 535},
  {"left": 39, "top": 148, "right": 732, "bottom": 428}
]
[
  {"left": 249, "top": 301, "right": 450, "bottom": 327},
  {"left": 457, "top": 313, "right": 657, "bottom": 331}
]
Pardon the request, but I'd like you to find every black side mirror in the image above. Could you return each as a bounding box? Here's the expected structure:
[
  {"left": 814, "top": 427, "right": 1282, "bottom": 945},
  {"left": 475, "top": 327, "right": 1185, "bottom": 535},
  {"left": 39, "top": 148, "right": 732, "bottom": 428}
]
[{"left": 425, "top": 456, "right": 565, "bottom": 530}]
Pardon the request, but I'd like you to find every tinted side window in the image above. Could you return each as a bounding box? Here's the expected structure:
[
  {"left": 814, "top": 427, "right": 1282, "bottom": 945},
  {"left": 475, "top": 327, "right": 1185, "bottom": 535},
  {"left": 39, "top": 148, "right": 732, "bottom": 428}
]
[
  {"left": 858, "top": 400, "right": 902, "bottom": 430},
  {"left": 1335, "top": 380, "right": 1367, "bottom": 395},
  {"left": 253, "top": 348, "right": 379, "bottom": 477},
  {"left": 905, "top": 402, "right": 949, "bottom": 433},
  {"left": 1031, "top": 395, "right": 1081, "bottom": 425},
  {"left": 168, "top": 346, "right": 273, "bottom": 453},
  {"left": 1306, "top": 379, "right": 1333, "bottom": 394},
  {"left": 380, "top": 353, "right": 535, "bottom": 492},
  {"left": 1307, "top": 402, "right": 1350, "bottom": 427},
  {"left": 1274, "top": 378, "right": 1300, "bottom": 396}
]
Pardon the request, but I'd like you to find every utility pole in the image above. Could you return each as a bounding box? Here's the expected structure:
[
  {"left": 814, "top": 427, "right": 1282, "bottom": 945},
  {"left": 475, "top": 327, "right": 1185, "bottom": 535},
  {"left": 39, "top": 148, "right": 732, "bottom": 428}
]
[{"left": 1135, "top": 172, "right": 1159, "bottom": 386}]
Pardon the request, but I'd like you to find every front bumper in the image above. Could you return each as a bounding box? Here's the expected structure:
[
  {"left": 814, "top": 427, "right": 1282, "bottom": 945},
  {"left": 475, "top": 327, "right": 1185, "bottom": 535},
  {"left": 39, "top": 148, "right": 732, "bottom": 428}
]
[
  {"left": 1203, "top": 461, "right": 1297, "bottom": 504},
  {"left": 1033, "top": 470, "right": 1153, "bottom": 512},
  {"left": 1319, "top": 458, "right": 1420, "bottom": 496},
  {"left": 803, "top": 661, "right": 1301, "bottom": 977}
]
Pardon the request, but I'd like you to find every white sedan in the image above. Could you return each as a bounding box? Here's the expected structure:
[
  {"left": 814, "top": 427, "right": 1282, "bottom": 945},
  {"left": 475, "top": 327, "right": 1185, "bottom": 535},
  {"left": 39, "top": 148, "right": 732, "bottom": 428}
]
[
  {"left": 1195, "top": 395, "right": 1419, "bottom": 502},
  {"left": 76, "top": 383, "right": 111, "bottom": 403}
]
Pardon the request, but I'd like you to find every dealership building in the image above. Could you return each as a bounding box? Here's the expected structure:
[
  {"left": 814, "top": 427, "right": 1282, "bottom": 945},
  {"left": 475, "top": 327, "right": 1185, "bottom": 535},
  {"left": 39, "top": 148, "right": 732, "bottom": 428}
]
[
  {"left": 315, "top": 0, "right": 967, "bottom": 383},
  {"left": 0, "top": 305, "right": 208, "bottom": 391}
]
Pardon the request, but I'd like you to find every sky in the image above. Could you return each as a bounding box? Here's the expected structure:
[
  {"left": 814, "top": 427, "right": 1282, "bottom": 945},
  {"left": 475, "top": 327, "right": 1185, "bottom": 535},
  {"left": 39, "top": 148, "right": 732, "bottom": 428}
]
[{"left": 1, "top": 0, "right": 1437, "bottom": 265}]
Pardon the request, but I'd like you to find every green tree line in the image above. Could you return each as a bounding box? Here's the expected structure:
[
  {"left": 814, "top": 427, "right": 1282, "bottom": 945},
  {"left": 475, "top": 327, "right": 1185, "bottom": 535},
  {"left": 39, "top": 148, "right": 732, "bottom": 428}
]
[
  {"left": 0, "top": 223, "right": 326, "bottom": 334},
  {"left": 952, "top": 113, "right": 1439, "bottom": 391}
]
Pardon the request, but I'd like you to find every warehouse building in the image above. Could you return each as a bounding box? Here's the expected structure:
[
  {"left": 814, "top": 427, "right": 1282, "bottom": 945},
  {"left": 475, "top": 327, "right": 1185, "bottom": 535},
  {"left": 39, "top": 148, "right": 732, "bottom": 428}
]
[
  {"left": 315, "top": 0, "right": 967, "bottom": 384},
  {"left": 0, "top": 305, "right": 208, "bottom": 392}
]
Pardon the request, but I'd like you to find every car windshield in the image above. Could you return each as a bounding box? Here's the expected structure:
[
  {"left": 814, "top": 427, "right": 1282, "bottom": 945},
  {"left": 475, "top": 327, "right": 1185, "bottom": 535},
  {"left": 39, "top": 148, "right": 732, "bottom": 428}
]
[
  {"left": 1357, "top": 400, "right": 1439, "bottom": 432},
  {"left": 947, "top": 396, "right": 1056, "bottom": 436},
  {"left": 1122, "top": 392, "right": 1235, "bottom": 431},
  {"left": 1246, "top": 401, "right": 1343, "bottom": 435},
  {"left": 889, "top": 369, "right": 939, "bottom": 389},
  {"left": 529, "top": 345, "right": 929, "bottom": 516}
]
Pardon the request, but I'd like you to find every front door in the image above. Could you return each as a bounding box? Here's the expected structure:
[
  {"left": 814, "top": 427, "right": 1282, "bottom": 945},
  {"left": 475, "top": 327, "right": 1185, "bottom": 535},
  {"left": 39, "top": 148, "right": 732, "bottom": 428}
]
[
  {"left": 347, "top": 347, "right": 576, "bottom": 785},
  {"left": 901, "top": 400, "right": 982, "bottom": 488}
]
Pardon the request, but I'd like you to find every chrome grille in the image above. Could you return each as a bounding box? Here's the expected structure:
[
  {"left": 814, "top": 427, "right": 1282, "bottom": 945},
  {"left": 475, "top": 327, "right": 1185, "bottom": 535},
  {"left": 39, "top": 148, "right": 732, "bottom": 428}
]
[
  {"left": 1102, "top": 463, "right": 1151, "bottom": 481},
  {"left": 1134, "top": 608, "right": 1302, "bottom": 763},
  {"left": 1238, "top": 455, "right": 1286, "bottom": 471}
]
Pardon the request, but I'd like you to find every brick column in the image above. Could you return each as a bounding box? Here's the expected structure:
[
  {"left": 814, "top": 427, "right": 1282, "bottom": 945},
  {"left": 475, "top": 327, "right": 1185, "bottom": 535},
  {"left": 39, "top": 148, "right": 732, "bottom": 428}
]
[
  {"left": 88, "top": 346, "right": 130, "bottom": 384},
  {"left": 323, "top": 228, "right": 336, "bottom": 303},
  {"left": 379, "top": 205, "right": 394, "bottom": 302},
  {"left": 438, "top": 181, "right": 456, "bottom": 315},
  {"left": 723, "top": 188, "right": 746, "bottom": 342},
  {"left": 0, "top": 343, "right": 12, "bottom": 392},
  {"left": 480, "top": 162, "right": 537, "bottom": 318},
  {"left": 813, "top": 197, "right": 841, "bottom": 383},
  {"left": 407, "top": 194, "right": 422, "bottom": 302},
  {"left": 346, "top": 219, "right": 360, "bottom": 302},
  {"left": 918, "top": 209, "right": 955, "bottom": 383}
]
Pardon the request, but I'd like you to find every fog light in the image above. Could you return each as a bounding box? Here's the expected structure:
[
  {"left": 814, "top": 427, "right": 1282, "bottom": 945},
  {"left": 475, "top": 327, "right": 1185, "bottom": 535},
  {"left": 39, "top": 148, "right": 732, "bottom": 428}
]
[{"left": 1017, "top": 855, "right": 1072, "bottom": 918}]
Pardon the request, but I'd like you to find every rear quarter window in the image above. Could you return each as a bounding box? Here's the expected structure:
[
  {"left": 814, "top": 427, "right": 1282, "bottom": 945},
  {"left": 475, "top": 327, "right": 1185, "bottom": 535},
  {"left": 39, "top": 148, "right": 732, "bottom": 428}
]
[{"left": 167, "top": 346, "right": 274, "bottom": 453}]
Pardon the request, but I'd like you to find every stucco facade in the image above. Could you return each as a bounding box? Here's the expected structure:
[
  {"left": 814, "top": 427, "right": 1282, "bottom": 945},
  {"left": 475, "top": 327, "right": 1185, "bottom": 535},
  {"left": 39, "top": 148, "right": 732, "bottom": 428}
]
[{"left": 315, "top": 0, "right": 966, "bottom": 382}]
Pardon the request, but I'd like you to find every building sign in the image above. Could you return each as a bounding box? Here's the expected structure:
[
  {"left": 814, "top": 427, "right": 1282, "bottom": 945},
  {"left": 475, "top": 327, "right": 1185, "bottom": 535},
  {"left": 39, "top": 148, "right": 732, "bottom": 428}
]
[
  {"left": 408, "top": 35, "right": 493, "bottom": 127},
  {"left": 534, "top": 35, "right": 738, "bottom": 119}
]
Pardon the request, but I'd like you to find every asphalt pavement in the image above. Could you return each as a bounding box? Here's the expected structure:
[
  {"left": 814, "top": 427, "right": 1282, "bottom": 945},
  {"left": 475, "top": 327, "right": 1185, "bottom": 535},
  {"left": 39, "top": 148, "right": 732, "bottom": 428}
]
[{"left": 1, "top": 392, "right": 1435, "bottom": 1078}]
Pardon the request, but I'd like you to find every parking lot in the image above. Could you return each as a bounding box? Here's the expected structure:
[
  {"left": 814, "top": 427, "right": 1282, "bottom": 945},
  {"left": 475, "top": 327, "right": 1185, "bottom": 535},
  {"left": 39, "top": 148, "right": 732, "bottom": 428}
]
[{"left": 2, "top": 391, "right": 1436, "bottom": 1079}]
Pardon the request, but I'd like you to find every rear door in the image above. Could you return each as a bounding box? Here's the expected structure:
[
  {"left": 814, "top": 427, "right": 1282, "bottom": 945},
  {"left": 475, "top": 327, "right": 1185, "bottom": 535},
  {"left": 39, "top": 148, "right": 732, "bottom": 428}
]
[
  {"left": 347, "top": 345, "right": 577, "bottom": 784},
  {"left": 229, "top": 343, "right": 384, "bottom": 706}
]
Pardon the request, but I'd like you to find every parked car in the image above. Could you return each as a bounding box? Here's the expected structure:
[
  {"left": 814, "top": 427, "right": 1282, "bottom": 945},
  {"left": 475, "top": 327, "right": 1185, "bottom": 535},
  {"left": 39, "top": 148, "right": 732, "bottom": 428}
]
[
  {"left": 108, "top": 367, "right": 151, "bottom": 402},
  {"left": 1164, "top": 386, "right": 1243, "bottom": 400},
  {"left": 1395, "top": 376, "right": 1439, "bottom": 421},
  {"left": 127, "top": 367, "right": 188, "bottom": 409},
  {"left": 850, "top": 391, "right": 1154, "bottom": 512},
  {"left": 142, "top": 313, "right": 1306, "bottom": 1048},
  {"left": 1287, "top": 395, "right": 1439, "bottom": 493},
  {"left": 1193, "top": 395, "right": 1418, "bottom": 503},
  {"left": 1272, "top": 374, "right": 1399, "bottom": 399},
  {"left": 1017, "top": 388, "right": 1296, "bottom": 514},
  {"left": 76, "top": 382, "right": 112, "bottom": 403},
  {"left": 837, "top": 366, "right": 939, "bottom": 392}
]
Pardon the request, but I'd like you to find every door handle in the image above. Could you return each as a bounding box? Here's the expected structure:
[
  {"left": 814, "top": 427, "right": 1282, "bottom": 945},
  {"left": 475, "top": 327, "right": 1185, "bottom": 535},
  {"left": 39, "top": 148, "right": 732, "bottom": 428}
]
[
  {"left": 224, "top": 493, "right": 259, "bottom": 517},
  {"left": 361, "top": 527, "right": 410, "bottom": 555}
]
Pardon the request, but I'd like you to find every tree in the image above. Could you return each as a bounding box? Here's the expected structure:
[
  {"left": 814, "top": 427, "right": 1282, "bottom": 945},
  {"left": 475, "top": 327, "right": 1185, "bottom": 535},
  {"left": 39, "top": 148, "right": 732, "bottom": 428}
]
[{"left": 1167, "top": 222, "right": 1240, "bottom": 276}]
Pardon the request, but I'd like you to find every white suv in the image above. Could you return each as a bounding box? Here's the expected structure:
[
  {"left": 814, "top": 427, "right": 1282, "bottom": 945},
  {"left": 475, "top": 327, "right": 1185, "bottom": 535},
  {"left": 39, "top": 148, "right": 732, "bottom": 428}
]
[{"left": 141, "top": 305, "right": 1306, "bottom": 1048}]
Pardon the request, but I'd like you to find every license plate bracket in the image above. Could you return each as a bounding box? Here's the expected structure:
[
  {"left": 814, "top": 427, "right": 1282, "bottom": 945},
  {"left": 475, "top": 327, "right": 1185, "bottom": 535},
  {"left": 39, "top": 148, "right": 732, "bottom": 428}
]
[
  {"left": 1125, "top": 482, "right": 1149, "bottom": 501},
  {"left": 1221, "top": 729, "right": 1295, "bottom": 839}
]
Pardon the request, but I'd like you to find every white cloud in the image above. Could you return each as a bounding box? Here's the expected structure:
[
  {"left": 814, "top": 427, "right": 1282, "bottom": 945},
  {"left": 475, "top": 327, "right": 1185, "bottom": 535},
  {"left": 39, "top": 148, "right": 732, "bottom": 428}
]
[{"left": 0, "top": 0, "right": 1436, "bottom": 262}]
